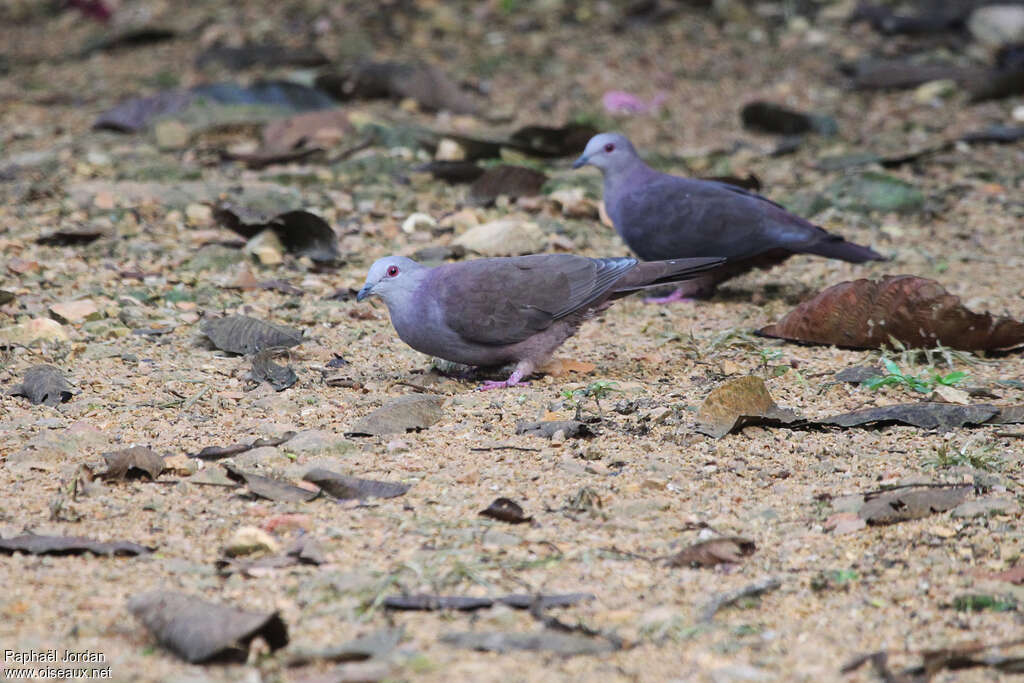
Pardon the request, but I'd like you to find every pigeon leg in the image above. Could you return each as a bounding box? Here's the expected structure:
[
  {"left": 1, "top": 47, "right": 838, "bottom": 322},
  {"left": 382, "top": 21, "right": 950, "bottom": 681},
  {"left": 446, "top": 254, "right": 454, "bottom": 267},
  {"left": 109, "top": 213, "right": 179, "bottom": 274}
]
[
  {"left": 479, "top": 363, "right": 532, "bottom": 391},
  {"left": 644, "top": 288, "right": 694, "bottom": 304}
]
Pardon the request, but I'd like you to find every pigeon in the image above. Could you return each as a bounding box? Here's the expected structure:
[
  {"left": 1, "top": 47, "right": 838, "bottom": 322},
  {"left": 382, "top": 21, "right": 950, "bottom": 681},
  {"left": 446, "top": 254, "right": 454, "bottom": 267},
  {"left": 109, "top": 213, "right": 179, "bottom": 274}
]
[
  {"left": 573, "top": 133, "right": 885, "bottom": 301},
  {"left": 356, "top": 253, "right": 724, "bottom": 389}
]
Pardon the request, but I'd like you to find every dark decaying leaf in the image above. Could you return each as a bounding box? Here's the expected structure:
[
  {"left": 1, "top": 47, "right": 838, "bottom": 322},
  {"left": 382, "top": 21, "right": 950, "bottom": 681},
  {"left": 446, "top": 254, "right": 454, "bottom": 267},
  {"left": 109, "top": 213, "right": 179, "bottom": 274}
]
[
  {"left": 128, "top": 591, "right": 288, "bottom": 664},
  {"left": 212, "top": 204, "right": 341, "bottom": 263},
  {"left": 94, "top": 81, "right": 335, "bottom": 133},
  {"left": 347, "top": 395, "right": 445, "bottom": 436},
  {"left": 315, "top": 61, "right": 480, "bottom": 115},
  {"left": 467, "top": 165, "right": 548, "bottom": 207},
  {"left": 196, "top": 43, "right": 328, "bottom": 71},
  {"left": 479, "top": 497, "right": 533, "bottom": 524},
  {"left": 217, "top": 536, "right": 325, "bottom": 576},
  {"left": 820, "top": 404, "right": 1000, "bottom": 430},
  {"left": 667, "top": 537, "right": 756, "bottom": 568},
  {"left": 507, "top": 123, "right": 600, "bottom": 158},
  {"left": 841, "top": 58, "right": 982, "bottom": 90},
  {"left": 740, "top": 101, "right": 837, "bottom": 136},
  {"left": 78, "top": 26, "right": 176, "bottom": 56},
  {"left": 36, "top": 229, "right": 105, "bottom": 246},
  {"left": 201, "top": 315, "right": 303, "bottom": 355},
  {"left": 842, "top": 638, "right": 1024, "bottom": 679},
  {"left": 859, "top": 485, "right": 972, "bottom": 525},
  {"left": 0, "top": 290, "right": 14, "bottom": 305},
  {"left": 384, "top": 593, "right": 593, "bottom": 612},
  {"left": 223, "top": 464, "right": 320, "bottom": 503},
  {"left": 515, "top": 420, "right": 593, "bottom": 439},
  {"left": 415, "top": 160, "right": 485, "bottom": 184},
  {"left": 250, "top": 349, "right": 297, "bottom": 391},
  {"left": 833, "top": 365, "right": 884, "bottom": 383},
  {"left": 969, "top": 65, "right": 1024, "bottom": 103},
  {"left": 695, "top": 375, "right": 802, "bottom": 439},
  {"left": 757, "top": 276, "right": 1024, "bottom": 351},
  {"left": 303, "top": 468, "right": 410, "bottom": 500},
  {"left": 8, "top": 365, "right": 74, "bottom": 407},
  {"left": 191, "top": 432, "right": 296, "bottom": 460},
  {"left": 441, "top": 630, "right": 617, "bottom": 656},
  {"left": 286, "top": 628, "right": 403, "bottom": 666},
  {"left": 101, "top": 446, "right": 165, "bottom": 481},
  {"left": 0, "top": 534, "right": 151, "bottom": 556},
  {"left": 849, "top": 3, "right": 972, "bottom": 35}
]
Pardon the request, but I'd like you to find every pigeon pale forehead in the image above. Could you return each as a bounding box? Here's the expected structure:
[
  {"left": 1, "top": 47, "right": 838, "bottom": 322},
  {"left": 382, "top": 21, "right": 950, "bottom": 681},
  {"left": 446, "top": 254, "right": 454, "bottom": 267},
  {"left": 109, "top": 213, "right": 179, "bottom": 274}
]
[{"left": 573, "top": 133, "right": 639, "bottom": 170}]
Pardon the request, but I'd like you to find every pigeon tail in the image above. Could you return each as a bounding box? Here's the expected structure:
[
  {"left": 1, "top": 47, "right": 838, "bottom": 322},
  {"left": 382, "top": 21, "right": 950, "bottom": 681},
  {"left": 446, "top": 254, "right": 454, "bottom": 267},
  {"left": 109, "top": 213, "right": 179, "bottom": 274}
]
[{"left": 799, "top": 237, "right": 886, "bottom": 263}]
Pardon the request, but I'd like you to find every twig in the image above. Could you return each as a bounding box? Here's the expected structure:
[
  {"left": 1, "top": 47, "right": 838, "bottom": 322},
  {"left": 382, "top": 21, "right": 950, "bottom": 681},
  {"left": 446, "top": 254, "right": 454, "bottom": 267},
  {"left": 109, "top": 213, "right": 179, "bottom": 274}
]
[
  {"left": 996, "top": 431, "right": 1024, "bottom": 438},
  {"left": 470, "top": 445, "right": 540, "bottom": 453},
  {"left": 699, "top": 576, "right": 781, "bottom": 623},
  {"left": 182, "top": 385, "right": 210, "bottom": 410}
]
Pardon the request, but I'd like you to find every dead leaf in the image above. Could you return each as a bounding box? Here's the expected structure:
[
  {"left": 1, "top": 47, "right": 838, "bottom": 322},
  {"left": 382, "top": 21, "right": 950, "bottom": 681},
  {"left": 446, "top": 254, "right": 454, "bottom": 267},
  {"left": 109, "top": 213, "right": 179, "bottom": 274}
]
[
  {"left": 467, "top": 165, "right": 548, "bottom": 207},
  {"left": 223, "top": 464, "right": 320, "bottom": 503},
  {"left": 440, "top": 630, "right": 617, "bottom": 656},
  {"left": 8, "top": 365, "right": 74, "bottom": 407},
  {"left": 250, "top": 349, "right": 297, "bottom": 391},
  {"left": 667, "top": 537, "right": 756, "bottom": 568},
  {"left": 212, "top": 204, "right": 341, "bottom": 264},
  {"left": 514, "top": 420, "right": 593, "bottom": 439},
  {"left": 415, "top": 160, "right": 485, "bottom": 183},
  {"left": 36, "top": 229, "right": 104, "bottom": 246},
  {"left": 303, "top": 468, "right": 410, "bottom": 500},
  {"left": 0, "top": 534, "right": 151, "bottom": 556},
  {"left": 479, "top": 497, "right": 533, "bottom": 524},
  {"left": 191, "top": 432, "right": 296, "bottom": 460},
  {"left": 695, "top": 375, "right": 802, "bottom": 438},
  {"left": 383, "top": 593, "right": 593, "bottom": 611},
  {"left": 859, "top": 485, "right": 972, "bottom": 525},
  {"left": 101, "top": 446, "right": 164, "bottom": 481},
  {"left": 539, "top": 358, "right": 597, "bottom": 378},
  {"left": 200, "top": 315, "right": 303, "bottom": 355},
  {"left": 758, "top": 276, "right": 1024, "bottom": 351},
  {"left": 980, "top": 561, "right": 1024, "bottom": 585},
  {"left": 127, "top": 591, "right": 288, "bottom": 663},
  {"left": 315, "top": 61, "right": 480, "bottom": 115},
  {"left": 347, "top": 395, "right": 445, "bottom": 436},
  {"left": 261, "top": 108, "right": 353, "bottom": 153},
  {"left": 819, "top": 403, "right": 1000, "bottom": 430},
  {"left": 195, "top": 43, "right": 328, "bottom": 71}
]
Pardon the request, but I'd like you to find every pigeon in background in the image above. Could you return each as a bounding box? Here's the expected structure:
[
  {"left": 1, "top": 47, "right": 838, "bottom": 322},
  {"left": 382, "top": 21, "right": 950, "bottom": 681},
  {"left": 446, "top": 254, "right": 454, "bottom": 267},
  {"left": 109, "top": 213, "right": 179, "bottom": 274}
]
[
  {"left": 574, "top": 133, "right": 885, "bottom": 301},
  {"left": 356, "top": 253, "right": 724, "bottom": 389}
]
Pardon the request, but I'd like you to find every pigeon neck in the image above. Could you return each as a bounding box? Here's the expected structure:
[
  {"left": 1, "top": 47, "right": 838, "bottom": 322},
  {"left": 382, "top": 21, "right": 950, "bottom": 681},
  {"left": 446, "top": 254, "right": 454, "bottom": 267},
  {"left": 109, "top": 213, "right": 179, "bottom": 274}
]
[{"left": 604, "top": 157, "right": 655, "bottom": 199}]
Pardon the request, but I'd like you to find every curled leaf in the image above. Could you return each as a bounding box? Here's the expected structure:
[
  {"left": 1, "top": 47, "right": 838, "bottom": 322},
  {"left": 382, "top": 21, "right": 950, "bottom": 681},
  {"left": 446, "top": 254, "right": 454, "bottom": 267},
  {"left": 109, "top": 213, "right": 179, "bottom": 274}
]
[
  {"left": 467, "top": 165, "right": 548, "bottom": 207},
  {"left": 8, "top": 365, "right": 74, "bottom": 407},
  {"left": 102, "top": 446, "right": 165, "bottom": 481},
  {"left": 200, "top": 315, "right": 303, "bottom": 355},
  {"left": 303, "top": 468, "right": 410, "bottom": 500},
  {"left": 696, "top": 376, "right": 802, "bottom": 438},
  {"left": 667, "top": 537, "right": 756, "bottom": 568},
  {"left": 758, "top": 276, "right": 1024, "bottom": 351},
  {"left": 479, "top": 497, "right": 532, "bottom": 524}
]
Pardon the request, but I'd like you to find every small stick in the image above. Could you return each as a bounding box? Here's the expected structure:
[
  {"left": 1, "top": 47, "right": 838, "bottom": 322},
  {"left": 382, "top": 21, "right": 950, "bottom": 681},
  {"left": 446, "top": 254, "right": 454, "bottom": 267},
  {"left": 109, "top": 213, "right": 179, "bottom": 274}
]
[{"left": 699, "top": 576, "right": 781, "bottom": 623}]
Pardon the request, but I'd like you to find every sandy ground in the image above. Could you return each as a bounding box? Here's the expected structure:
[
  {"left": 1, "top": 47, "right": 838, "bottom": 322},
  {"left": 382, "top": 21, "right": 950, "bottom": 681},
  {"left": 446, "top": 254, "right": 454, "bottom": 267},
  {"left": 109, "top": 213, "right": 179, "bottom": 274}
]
[{"left": 1, "top": 1, "right": 1022, "bottom": 681}]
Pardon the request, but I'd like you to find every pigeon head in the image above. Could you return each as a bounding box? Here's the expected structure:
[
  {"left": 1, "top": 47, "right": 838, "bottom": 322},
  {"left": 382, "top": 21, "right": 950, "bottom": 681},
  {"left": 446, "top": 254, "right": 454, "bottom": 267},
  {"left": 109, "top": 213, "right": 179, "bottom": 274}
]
[
  {"left": 357, "top": 256, "right": 425, "bottom": 304},
  {"left": 572, "top": 133, "right": 638, "bottom": 173}
]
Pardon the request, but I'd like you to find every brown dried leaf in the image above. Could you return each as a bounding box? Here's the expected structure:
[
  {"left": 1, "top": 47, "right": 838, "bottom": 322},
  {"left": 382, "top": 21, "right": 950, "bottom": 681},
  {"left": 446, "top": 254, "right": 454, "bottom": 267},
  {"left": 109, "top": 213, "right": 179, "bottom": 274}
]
[
  {"left": 979, "top": 561, "right": 1024, "bottom": 585},
  {"left": 101, "top": 446, "right": 165, "bottom": 481},
  {"left": 819, "top": 403, "right": 1000, "bottom": 430},
  {"left": 8, "top": 364, "right": 74, "bottom": 407},
  {"left": 250, "top": 349, "right": 297, "bottom": 391},
  {"left": 0, "top": 534, "right": 151, "bottom": 556},
  {"left": 223, "top": 464, "right": 319, "bottom": 503},
  {"left": 303, "top": 468, "right": 410, "bottom": 500},
  {"left": 859, "top": 485, "right": 971, "bottom": 525},
  {"left": 200, "top": 315, "right": 303, "bottom": 355},
  {"left": 347, "top": 395, "right": 445, "bottom": 436},
  {"left": 261, "top": 108, "right": 353, "bottom": 153},
  {"left": 467, "top": 165, "right": 548, "bottom": 207},
  {"left": 479, "top": 497, "right": 532, "bottom": 524},
  {"left": 667, "top": 537, "right": 756, "bottom": 568},
  {"left": 695, "top": 376, "right": 802, "bottom": 438},
  {"left": 191, "top": 432, "right": 296, "bottom": 460},
  {"left": 383, "top": 593, "right": 593, "bottom": 611},
  {"left": 758, "top": 276, "right": 1024, "bottom": 351},
  {"left": 127, "top": 591, "right": 288, "bottom": 663},
  {"left": 539, "top": 358, "right": 597, "bottom": 378},
  {"left": 212, "top": 204, "right": 341, "bottom": 263}
]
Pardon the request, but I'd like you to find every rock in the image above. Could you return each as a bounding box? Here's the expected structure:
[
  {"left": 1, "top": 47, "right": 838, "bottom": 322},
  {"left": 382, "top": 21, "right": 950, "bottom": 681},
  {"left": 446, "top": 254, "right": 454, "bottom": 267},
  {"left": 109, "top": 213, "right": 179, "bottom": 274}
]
[
  {"left": 439, "top": 208, "right": 479, "bottom": 234},
  {"left": 49, "top": 300, "right": 100, "bottom": 324},
  {"left": 284, "top": 429, "right": 354, "bottom": 455},
  {"left": 913, "top": 79, "right": 958, "bottom": 104},
  {"left": 435, "top": 138, "right": 465, "bottom": 161},
  {"left": 452, "top": 218, "right": 545, "bottom": 256},
  {"left": 154, "top": 120, "right": 190, "bottom": 150},
  {"left": 826, "top": 171, "right": 924, "bottom": 214},
  {"left": 548, "top": 188, "right": 598, "bottom": 219},
  {"left": 245, "top": 229, "right": 285, "bottom": 265},
  {"left": 930, "top": 384, "right": 970, "bottom": 405},
  {"left": 185, "top": 203, "right": 213, "bottom": 226},
  {"left": 184, "top": 244, "right": 245, "bottom": 272},
  {"left": 232, "top": 446, "right": 284, "bottom": 469},
  {"left": 1, "top": 318, "right": 70, "bottom": 345},
  {"left": 482, "top": 528, "right": 521, "bottom": 547},
  {"left": 710, "top": 664, "right": 772, "bottom": 683},
  {"left": 224, "top": 526, "right": 280, "bottom": 557},
  {"left": 952, "top": 496, "right": 1020, "bottom": 518},
  {"left": 968, "top": 4, "right": 1024, "bottom": 47},
  {"left": 401, "top": 212, "right": 437, "bottom": 234}
]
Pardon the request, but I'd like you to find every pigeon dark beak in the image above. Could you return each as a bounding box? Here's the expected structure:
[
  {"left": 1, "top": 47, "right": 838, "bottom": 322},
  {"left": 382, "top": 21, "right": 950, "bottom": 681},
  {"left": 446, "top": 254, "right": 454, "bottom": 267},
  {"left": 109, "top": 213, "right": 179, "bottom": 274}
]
[
  {"left": 356, "top": 284, "right": 374, "bottom": 302},
  {"left": 571, "top": 154, "right": 589, "bottom": 169}
]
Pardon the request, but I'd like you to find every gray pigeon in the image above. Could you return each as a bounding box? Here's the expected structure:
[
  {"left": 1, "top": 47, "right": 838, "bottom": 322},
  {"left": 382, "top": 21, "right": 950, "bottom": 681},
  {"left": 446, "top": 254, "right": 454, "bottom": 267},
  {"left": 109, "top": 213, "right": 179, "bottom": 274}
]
[
  {"left": 357, "top": 253, "right": 724, "bottom": 389},
  {"left": 573, "top": 133, "right": 885, "bottom": 301}
]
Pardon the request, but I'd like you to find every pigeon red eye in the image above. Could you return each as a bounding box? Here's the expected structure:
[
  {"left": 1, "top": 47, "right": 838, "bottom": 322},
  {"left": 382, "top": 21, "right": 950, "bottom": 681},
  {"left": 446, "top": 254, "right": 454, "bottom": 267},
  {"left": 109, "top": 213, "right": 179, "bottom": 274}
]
[
  {"left": 604, "top": 143, "right": 615, "bottom": 153},
  {"left": 386, "top": 265, "right": 399, "bottom": 277}
]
